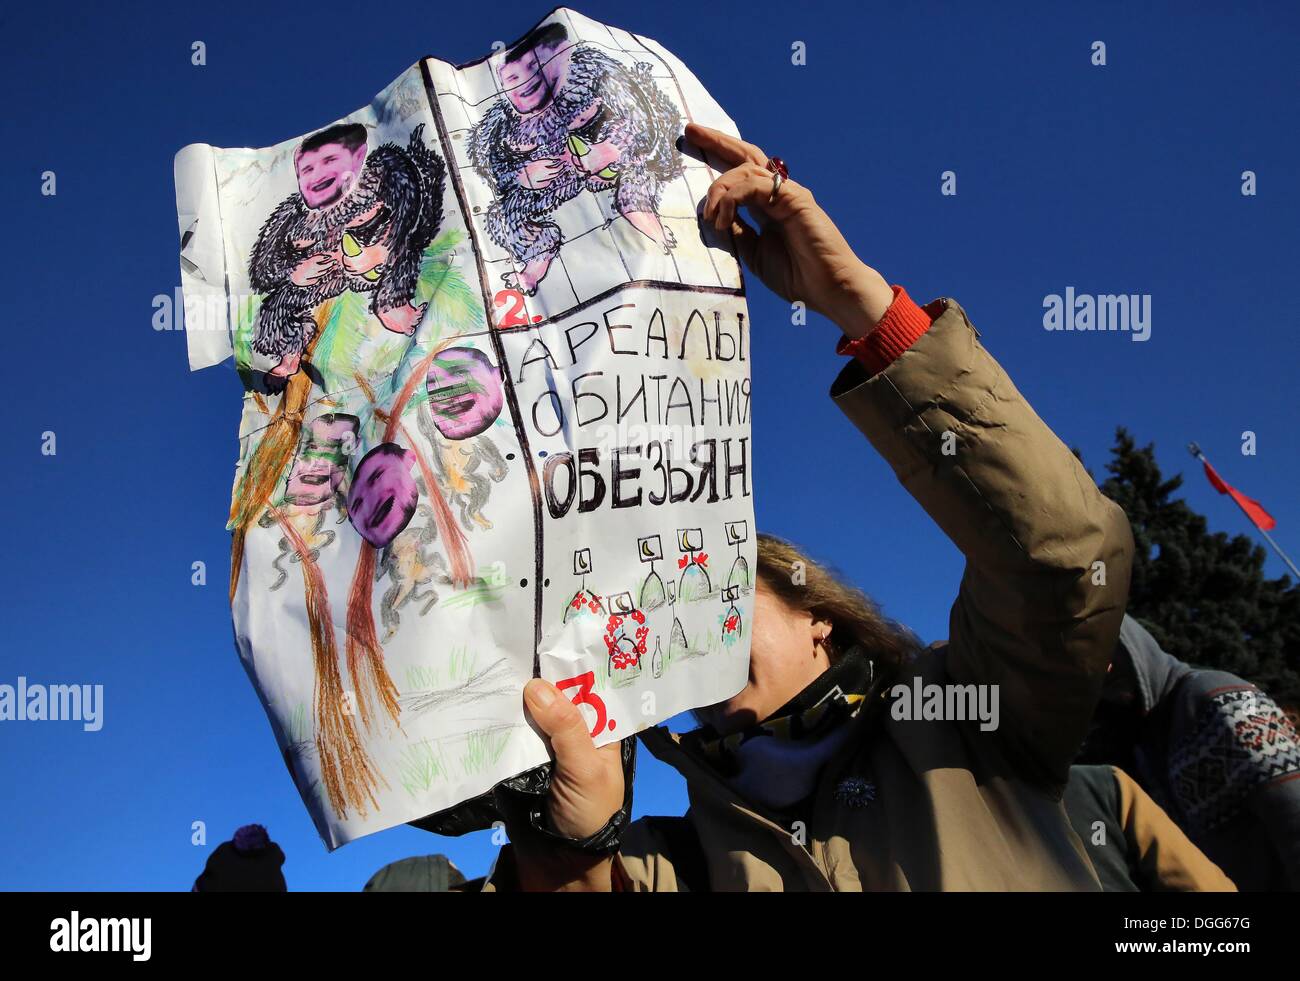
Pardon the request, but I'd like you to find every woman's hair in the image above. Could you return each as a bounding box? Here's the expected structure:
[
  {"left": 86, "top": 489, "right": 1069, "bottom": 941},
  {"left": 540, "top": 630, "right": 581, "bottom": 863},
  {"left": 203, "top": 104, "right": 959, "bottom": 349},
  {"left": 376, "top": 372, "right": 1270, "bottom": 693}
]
[{"left": 755, "top": 532, "right": 919, "bottom": 675}]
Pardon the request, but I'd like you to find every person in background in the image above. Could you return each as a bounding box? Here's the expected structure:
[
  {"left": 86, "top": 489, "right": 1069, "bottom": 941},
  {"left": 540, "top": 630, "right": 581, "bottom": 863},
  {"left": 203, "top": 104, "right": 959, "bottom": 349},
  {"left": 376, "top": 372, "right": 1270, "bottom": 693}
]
[
  {"left": 1064, "top": 764, "right": 1235, "bottom": 891},
  {"left": 475, "top": 122, "right": 1134, "bottom": 892},
  {"left": 192, "top": 823, "right": 287, "bottom": 892},
  {"left": 363, "top": 854, "right": 466, "bottom": 892},
  {"left": 1080, "top": 615, "right": 1300, "bottom": 890}
]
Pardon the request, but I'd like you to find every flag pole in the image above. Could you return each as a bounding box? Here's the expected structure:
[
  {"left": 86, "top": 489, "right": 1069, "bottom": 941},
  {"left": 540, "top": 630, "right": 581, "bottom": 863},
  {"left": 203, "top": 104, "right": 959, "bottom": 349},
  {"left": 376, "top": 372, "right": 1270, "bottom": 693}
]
[{"left": 1188, "top": 442, "right": 1300, "bottom": 580}]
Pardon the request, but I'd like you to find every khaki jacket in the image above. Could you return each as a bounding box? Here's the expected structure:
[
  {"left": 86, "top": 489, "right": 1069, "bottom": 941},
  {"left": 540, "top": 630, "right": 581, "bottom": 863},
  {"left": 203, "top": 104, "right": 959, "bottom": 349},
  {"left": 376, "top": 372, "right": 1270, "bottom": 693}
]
[{"left": 611, "top": 297, "right": 1135, "bottom": 891}]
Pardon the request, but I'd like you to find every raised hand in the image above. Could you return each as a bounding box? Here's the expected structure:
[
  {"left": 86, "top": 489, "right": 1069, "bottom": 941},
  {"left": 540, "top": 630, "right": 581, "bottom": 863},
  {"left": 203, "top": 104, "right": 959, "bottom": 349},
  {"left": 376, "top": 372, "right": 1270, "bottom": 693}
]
[
  {"left": 688, "top": 122, "right": 894, "bottom": 339},
  {"left": 522, "top": 678, "right": 625, "bottom": 840}
]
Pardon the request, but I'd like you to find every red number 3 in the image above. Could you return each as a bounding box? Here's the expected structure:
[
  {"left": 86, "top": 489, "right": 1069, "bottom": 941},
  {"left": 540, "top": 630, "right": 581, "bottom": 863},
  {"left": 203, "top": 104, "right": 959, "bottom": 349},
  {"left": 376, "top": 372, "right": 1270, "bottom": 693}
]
[{"left": 555, "top": 671, "right": 609, "bottom": 737}]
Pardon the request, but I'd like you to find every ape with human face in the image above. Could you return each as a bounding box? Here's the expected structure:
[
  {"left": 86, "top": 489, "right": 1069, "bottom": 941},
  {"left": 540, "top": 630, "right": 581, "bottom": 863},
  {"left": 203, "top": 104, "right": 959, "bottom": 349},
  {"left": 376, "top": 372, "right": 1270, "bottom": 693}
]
[
  {"left": 468, "top": 24, "right": 682, "bottom": 296},
  {"left": 247, "top": 124, "right": 446, "bottom": 392}
]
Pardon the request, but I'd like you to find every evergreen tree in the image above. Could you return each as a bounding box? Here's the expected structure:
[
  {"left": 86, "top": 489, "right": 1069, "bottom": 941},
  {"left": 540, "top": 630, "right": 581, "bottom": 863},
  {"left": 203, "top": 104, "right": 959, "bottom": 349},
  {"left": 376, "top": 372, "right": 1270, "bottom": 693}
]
[{"left": 1098, "top": 428, "right": 1300, "bottom": 705}]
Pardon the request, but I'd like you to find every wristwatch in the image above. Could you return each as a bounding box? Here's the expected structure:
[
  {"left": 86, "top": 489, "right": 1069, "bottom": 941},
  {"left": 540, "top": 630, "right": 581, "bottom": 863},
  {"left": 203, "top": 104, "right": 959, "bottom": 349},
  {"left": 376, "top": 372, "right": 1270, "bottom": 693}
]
[{"left": 494, "top": 735, "right": 637, "bottom": 856}]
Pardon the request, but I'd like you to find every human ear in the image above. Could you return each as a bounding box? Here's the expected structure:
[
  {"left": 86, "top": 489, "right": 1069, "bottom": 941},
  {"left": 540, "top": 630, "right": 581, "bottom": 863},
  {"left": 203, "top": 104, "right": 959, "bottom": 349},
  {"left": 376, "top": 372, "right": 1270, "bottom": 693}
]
[{"left": 810, "top": 617, "right": 833, "bottom": 645}]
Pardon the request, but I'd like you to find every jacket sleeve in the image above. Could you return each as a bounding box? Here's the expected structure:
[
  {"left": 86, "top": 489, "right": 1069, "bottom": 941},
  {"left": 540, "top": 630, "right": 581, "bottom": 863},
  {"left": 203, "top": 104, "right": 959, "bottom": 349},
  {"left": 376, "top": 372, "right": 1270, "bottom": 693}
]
[
  {"left": 1201, "top": 683, "right": 1300, "bottom": 890},
  {"left": 830, "top": 298, "right": 1133, "bottom": 791},
  {"left": 1168, "top": 677, "right": 1300, "bottom": 889},
  {"left": 1112, "top": 766, "right": 1237, "bottom": 891}
]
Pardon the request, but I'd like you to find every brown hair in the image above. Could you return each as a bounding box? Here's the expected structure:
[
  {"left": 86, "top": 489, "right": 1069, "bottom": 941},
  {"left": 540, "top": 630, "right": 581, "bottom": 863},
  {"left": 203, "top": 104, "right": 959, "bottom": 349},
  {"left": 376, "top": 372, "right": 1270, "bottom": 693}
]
[{"left": 755, "top": 532, "right": 919, "bottom": 676}]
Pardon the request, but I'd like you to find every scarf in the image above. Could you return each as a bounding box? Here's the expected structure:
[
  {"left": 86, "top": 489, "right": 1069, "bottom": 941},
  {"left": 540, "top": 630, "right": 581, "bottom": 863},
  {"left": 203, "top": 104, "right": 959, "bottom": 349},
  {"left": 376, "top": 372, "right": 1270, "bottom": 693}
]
[{"left": 688, "top": 647, "right": 877, "bottom": 812}]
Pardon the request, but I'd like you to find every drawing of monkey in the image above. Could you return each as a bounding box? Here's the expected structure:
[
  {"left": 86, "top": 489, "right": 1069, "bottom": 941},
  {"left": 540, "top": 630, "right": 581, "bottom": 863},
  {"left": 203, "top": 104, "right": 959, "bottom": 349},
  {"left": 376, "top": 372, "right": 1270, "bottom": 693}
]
[
  {"left": 263, "top": 508, "right": 339, "bottom": 592},
  {"left": 376, "top": 502, "right": 451, "bottom": 640},
  {"left": 468, "top": 23, "right": 683, "bottom": 295},
  {"left": 248, "top": 122, "right": 446, "bottom": 391},
  {"left": 416, "top": 400, "right": 509, "bottom": 533}
]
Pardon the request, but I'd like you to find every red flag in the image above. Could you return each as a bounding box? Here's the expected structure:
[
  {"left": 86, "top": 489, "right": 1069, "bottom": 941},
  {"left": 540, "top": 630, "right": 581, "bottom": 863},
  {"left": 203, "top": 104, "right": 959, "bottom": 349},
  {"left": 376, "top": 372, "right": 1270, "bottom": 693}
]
[{"left": 1201, "top": 460, "right": 1277, "bottom": 531}]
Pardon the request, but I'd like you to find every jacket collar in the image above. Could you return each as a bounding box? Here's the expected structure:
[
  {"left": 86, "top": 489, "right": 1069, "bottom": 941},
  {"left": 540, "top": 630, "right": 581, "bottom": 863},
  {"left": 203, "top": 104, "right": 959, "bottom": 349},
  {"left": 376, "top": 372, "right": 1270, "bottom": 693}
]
[{"left": 637, "top": 658, "right": 894, "bottom": 826}]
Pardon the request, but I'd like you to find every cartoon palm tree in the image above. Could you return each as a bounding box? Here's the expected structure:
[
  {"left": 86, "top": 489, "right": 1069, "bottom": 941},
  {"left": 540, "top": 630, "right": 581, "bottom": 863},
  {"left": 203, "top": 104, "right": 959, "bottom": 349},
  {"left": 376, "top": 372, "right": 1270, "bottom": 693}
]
[{"left": 228, "top": 236, "right": 482, "bottom": 821}]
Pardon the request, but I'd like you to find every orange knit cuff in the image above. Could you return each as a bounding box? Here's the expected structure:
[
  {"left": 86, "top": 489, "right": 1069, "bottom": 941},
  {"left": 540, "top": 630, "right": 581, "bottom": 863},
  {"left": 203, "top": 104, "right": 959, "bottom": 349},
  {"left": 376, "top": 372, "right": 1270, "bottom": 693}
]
[{"left": 835, "top": 285, "right": 934, "bottom": 375}]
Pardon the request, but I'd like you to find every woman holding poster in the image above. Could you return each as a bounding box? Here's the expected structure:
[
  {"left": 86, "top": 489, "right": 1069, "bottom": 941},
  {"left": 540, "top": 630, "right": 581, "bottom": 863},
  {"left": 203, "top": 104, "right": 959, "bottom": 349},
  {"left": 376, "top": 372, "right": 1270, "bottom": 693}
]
[{"left": 487, "top": 122, "right": 1144, "bottom": 892}]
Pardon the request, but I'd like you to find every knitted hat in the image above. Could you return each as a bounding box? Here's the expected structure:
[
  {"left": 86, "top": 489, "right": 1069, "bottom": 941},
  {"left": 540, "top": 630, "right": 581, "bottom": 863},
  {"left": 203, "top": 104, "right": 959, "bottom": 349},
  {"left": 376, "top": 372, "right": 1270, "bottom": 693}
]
[
  {"left": 193, "top": 824, "right": 287, "bottom": 892},
  {"left": 363, "top": 854, "right": 466, "bottom": 892}
]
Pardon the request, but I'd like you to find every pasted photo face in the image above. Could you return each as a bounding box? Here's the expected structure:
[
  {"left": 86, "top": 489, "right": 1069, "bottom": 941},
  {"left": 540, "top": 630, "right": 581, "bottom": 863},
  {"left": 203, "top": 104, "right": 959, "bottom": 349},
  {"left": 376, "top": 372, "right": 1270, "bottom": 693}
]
[
  {"left": 497, "top": 24, "right": 572, "bottom": 114},
  {"left": 499, "top": 46, "right": 551, "bottom": 114},
  {"left": 294, "top": 126, "right": 369, "bottom": 209},
  {"left": 347, "top": 443, "right": 419, "bottom": 548},
  {"left": 425, "top": 347, "right": 504, "bottom": 440},
  {"left": 285, "top": 414, "right": 359, "bottom": 507}
]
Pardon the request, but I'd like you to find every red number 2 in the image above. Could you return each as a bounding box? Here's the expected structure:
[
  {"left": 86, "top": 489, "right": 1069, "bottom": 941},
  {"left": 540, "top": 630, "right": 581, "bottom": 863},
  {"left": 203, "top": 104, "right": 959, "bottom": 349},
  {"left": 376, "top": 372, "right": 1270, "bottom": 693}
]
[
  {"left": 555, "top": 671, "right": 609, "bottom": 737},
  {"left": 493, "top": 288, "right": 530, "bottom": 328}
]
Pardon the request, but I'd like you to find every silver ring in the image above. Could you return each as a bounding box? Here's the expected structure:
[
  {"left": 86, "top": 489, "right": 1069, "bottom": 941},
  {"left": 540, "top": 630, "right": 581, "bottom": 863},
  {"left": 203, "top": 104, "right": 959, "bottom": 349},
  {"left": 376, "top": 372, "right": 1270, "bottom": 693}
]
[{"left": 767, "top": 171, "right": 785, "bottom": 205}]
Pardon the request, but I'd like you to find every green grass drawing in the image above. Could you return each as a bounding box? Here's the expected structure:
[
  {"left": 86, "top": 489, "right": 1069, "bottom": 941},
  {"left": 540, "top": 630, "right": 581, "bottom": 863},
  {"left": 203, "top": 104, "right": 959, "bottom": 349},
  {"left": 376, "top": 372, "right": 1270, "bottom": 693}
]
[
  {"left": 404, "top": 645, "right": 481, "bottom": 695},
  {"left": 690, "top": 628, "right": 724, "bottom": 660},
  {"left": 446, "top": 645, "right": 479, "bottom": 684},
  {"left": 460, "top": 728, "right": 513, "bottom": 776},
  {"left": 396, "top": 740, "right": 452, "bottom": 797},
  {"left": 233, "top": 293, "right": 262, "bottom": 387},
  {"left": 311, "top": 290, "right": 374, "bottom": 388},
  {"left": 439, "top": 581, "right": 507, "bottom": 611},
  {"left": 286, "top": 701, "right": 310, "bottom": 745},
  {"left": 405, "top": 663, "right": 440, "bottom": 691}
]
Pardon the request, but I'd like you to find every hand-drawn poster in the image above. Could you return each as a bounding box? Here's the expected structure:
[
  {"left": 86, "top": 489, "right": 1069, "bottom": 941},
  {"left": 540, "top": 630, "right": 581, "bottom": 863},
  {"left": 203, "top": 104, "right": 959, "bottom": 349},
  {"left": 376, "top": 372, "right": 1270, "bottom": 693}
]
[{"left": 174, "top": 7, "right": 754, "bottom": 848}]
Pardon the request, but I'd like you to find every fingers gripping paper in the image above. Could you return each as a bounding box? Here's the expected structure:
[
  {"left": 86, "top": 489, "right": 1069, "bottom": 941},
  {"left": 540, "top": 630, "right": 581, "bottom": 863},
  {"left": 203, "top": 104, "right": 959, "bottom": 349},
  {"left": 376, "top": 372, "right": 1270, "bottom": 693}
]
[{"left": 175, "top": 7, "right": 754, "bottom": 848}]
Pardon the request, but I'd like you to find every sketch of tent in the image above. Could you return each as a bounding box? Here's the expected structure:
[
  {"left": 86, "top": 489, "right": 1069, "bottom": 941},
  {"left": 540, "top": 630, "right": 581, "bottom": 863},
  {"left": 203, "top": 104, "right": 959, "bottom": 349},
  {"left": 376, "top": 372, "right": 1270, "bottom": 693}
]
[
  {"left": 666, "top": 580, "right": 695, "bottom": 662},
  {"left": 637, "top": 534, "right": 667, "bottom": 610},
  {"left": 564, "top": 547, "right": 604, "bottom": 622},
  {"left": 724, "top": 519, "right": 750, "bottom": 593}
]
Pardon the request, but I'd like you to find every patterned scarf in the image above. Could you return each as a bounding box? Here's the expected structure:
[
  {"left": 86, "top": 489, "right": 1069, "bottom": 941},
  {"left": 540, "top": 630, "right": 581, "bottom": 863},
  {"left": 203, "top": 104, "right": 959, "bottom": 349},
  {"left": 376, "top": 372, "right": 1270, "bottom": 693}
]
[{"left": 687, "top": 647, "right": 878, "bottom": 812}]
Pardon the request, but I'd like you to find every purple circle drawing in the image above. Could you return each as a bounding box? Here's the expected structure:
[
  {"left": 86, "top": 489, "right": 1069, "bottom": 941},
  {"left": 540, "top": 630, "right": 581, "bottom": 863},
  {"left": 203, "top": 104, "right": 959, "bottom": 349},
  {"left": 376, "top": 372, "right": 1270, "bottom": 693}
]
[
  {"left": 347, "top": 443, "right": 419, "bottom": 548},
  {"left": 426, "top": 346, "right": 504, "bottom": 439}
]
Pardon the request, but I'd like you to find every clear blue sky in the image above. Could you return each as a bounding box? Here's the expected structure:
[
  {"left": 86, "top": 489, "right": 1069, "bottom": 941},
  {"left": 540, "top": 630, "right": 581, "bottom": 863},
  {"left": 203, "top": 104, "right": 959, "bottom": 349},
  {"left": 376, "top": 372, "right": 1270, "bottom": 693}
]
[{"left": 3, "top": 1, "right": 1297, "bottom": 890}]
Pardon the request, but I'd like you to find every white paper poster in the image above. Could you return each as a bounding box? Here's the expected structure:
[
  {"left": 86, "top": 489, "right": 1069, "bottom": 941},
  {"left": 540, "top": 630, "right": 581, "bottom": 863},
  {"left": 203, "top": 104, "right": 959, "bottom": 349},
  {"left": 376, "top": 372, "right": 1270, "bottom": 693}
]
[{"left": 175, "top": 7, "right": 755, "bottom": 848}]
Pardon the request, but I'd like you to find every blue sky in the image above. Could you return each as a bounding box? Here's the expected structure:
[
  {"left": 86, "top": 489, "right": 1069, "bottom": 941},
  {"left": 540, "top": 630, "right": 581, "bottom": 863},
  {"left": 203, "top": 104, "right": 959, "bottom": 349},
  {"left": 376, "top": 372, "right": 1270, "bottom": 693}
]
[{"left": 2, "top": 0, "right": 1297, "bottom": 890}]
